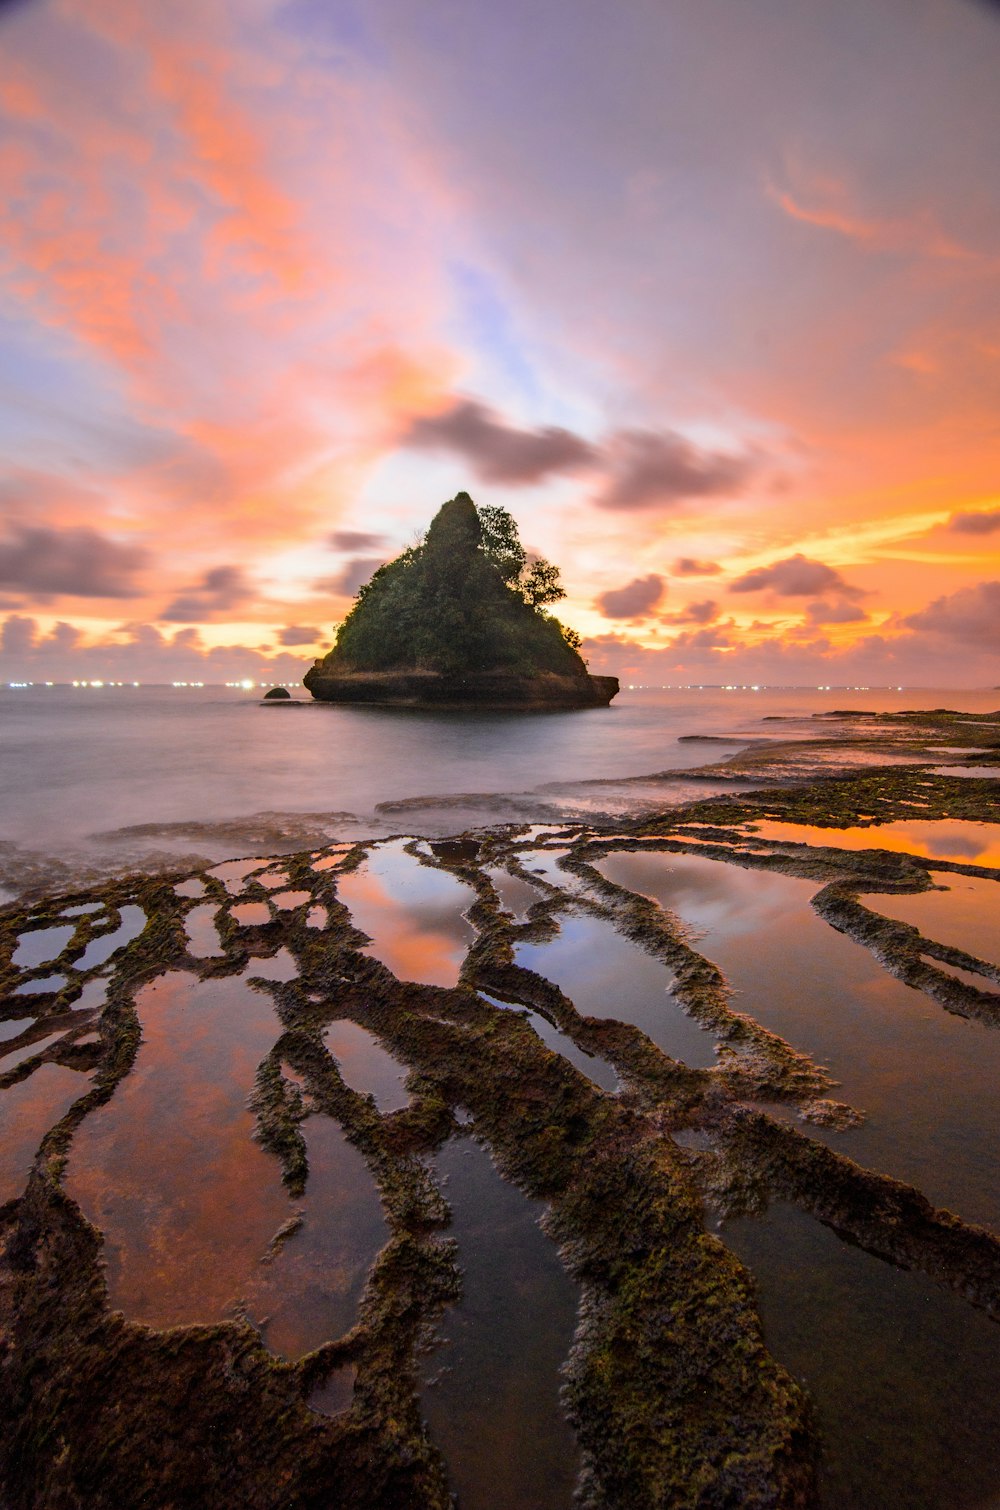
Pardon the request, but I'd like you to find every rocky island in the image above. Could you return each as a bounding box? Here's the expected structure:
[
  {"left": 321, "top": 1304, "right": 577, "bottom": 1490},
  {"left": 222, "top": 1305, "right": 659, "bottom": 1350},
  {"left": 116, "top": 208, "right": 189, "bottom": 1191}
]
[{"left": 304, "top": 493, "right": 618, "bottom": 708}]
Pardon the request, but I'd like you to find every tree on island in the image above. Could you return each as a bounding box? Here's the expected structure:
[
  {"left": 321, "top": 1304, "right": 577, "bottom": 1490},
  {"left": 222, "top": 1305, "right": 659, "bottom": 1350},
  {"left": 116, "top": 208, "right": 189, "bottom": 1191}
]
[{"left": 317, "top": 493, "right": 587, "bottom": 676}]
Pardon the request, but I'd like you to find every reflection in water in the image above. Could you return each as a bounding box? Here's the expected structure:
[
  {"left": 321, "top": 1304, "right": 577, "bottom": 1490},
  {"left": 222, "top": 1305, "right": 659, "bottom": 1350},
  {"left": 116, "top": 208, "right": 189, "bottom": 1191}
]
[
  {"left": 519, "top": 850, "right": 587, "bottom": 892},
  {"left": 723, "top": 1203, "right": 1000, "bottom": 1510},
  {"left": 248, "top": 1116, "right": 388, "bottom": 1359},
  {"left": 174, "top": 878, "right": 206, "bottom": 900},
  {"left": 736, "top": 817, "right": 1000, "bottom": 869},
  {"left": 13, "top": 974, "right": 67, "bottom": 995},
  {"left": 248, "top": 948, "right": 298, "bottom": 982},
  {"left": 0, "top": 1030, "right": 67, "bottom": 1072},
  {"left": 207, "top": 858, "right": 269, "bottom": 894},
  {"left": 337, "top": 841, "right": 475, "bottom": 987},
  {"left": 70, "top": 977, "right": 108, "bottom": 1012},
  {"left": 485, "top": 866, "right": 543, "bottom": 920},
  {"left": 0, "top": 1063, "right": 86, "bottom": 1201},
  {"left": 309, "top": 1364, "right": 357, "bottom": 1417},
  {"left": 230, "top": 901, "right": 271, "bottom": 926},
  {"left": 306, "top": 905, "right": 327, "bottom": 929},
  {"left": 599, "top": 852, "right": 1000, "bottom": 1228},
  {"left": 324, "top": 1020, "right": 410, "bottom": 1111},
  {"left": 422, "top": 1137, "right": 578, "bottom": 1510},
  {"left": 73, "top": 906, "right": 146, "bottom": 970},
  {"left": 184, "top": 904, "right": 224, "bottom": 957},
  {"left": 862, "top": 875, "right": 1000, "bottom": 972},
  {"left": 480, "top": 994, "right": 617, "bottom": 1092},
  {"left": 12, "top": 925, "right": 75, "bottom": 969},
  {"left": 271, "top": 890, "right": 311, "bottom": 909},
  {"left": 929, "top": 766, "right": 999, "bottom": 779},
  {"left": 514, "top": 911, "right": 718, "bottom": 1070},
  {"left": 0, "top": 1016, "right": 34, "bottom": 1043},
  {"left": 66, "top": 971, "right": 294, "bottom": 1328}
]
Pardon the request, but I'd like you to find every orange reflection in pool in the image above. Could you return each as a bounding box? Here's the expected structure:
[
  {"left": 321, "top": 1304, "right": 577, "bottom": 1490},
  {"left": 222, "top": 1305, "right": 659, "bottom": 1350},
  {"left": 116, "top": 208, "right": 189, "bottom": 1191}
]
[
  {"left": 337, "top": 841, "right": 475, "bottom": 987},
  {"left": 66, "top": 971, "right": 293, "bottom": 1328},
  {"left": 740, "top": 818, "right": 1000, "bottom": 869}
]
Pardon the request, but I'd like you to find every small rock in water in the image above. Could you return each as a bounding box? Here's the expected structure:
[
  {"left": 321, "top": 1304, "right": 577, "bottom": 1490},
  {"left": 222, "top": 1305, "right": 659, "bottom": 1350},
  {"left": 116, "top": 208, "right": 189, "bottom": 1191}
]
[{"left": 799, "top": 1098, "right": 865, "bottom": 1130}]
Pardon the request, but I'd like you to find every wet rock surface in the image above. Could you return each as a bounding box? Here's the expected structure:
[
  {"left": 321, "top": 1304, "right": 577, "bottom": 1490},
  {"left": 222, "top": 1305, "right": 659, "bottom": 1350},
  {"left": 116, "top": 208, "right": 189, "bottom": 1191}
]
[{"left": 0, "top": 706, "right": 997, "bottom": 1508}]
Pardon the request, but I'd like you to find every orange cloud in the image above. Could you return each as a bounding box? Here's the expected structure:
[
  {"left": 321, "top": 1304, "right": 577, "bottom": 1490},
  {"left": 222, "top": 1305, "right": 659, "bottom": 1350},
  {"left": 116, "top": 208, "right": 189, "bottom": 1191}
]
[{"left": 767, "top": 172, "right": 1000, "bottom": 274}]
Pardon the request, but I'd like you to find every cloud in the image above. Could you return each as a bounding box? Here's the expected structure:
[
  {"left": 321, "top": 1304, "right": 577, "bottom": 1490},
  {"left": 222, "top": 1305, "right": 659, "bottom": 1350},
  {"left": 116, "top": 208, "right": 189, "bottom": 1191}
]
[
  {"left": 730, "top": 553, "right": 863, "bottom": 598},
  {"left": 948, "top": 508, "right": 1000, "bottom": 535},
  {"left": 595, "top": 574, "right": 665, "bottom": 619},
  {"left": 668, "top": 624, "right": 736, "bottom": 651},
  {"left": 594, "top": 430, "right": 755, "bottom": 512},
  {"left": 669, "top": 598, "right": 719, "bottom": 625},
  {"left": 161, "top": 565, "right": 255, "bottom": 623},
  {"left": 0, "top": 524, "right": 147, "bottom": 599},
  {"left": 903, "top": 580, "right": 1000, "bottom": 642},
  {"left": 314, "top": 556, "right": 387, "bottom": 598},
  {"left": 0, "top": 614, "right": 311, "bottom": 683},
  {"left": 328, "top": 530, "right": 389, "bottom": 552},
  {"left": 805, "top": 597, "right": 869, "bottom": 625},
  {"left": 405, "top": 398, "right": 597, "bottom": 485},
  {"left": 672, "top": 557, "right": 722, "bottom": 577},
  {"left": 277, "top": 624, "right": 322, "bottom": 646}
]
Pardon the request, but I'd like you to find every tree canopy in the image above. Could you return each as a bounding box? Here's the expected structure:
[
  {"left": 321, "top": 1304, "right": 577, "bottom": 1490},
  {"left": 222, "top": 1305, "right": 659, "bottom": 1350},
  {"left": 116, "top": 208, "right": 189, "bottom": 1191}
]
[{"left": 318, "top": 493, "right": 587, "bottom": 676}]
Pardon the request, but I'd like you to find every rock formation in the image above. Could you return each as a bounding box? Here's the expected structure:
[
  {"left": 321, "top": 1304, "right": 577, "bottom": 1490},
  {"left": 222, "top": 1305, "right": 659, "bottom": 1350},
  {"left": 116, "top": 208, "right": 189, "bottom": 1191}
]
[{"left": 304, "top": 494, "right": 618, "bottom": 708}]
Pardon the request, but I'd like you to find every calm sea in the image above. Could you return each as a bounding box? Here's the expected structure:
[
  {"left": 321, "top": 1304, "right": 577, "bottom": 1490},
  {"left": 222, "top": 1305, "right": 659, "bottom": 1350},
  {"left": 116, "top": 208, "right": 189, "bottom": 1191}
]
[{"left": 0, "top": 684, "right": 995, "bottom": 899}]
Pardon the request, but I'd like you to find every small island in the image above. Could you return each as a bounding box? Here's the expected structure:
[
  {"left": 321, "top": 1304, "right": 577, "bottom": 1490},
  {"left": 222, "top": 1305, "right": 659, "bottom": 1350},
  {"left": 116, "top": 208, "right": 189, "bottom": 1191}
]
[{"left": 304, "top": 493, "right": 618, "bottom": 708}]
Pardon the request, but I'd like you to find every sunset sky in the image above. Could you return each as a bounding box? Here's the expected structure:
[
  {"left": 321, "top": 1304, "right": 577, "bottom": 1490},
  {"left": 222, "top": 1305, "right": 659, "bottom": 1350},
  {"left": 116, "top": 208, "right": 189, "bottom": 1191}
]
[{"left": 1, "top": 0, "right": 998, "bottom": 685}]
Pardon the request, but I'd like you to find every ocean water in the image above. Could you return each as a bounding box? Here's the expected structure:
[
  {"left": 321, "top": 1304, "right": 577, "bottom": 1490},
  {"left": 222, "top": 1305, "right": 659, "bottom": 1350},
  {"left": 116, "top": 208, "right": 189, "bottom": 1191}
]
[{"left": 0, "top": 683, "right": 995, "bottom": 898}]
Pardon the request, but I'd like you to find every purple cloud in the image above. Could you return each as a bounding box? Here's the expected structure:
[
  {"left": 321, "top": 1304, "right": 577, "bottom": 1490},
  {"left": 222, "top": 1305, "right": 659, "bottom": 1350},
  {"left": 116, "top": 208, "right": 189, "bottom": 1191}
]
[
  {"left": 948, "top": 508, "right": 1000, "bottom": 535},
  {"left": 595, "top": 573, "right": 665, "bottom": 618},
  {"left": 162, "top": 565, "right": 255, "bottom": 623},
  {"left": 0, "top": 524, "right": 147, "bottom": 599},
  {"left": 672, "top": 557, "right": 723, "bottom": 576},
  {"left": 278, "top": 625, "right": 321, "bottom": 646},
  {"left": 671, "top": 598, "right": 719, "bottom": 625},
  {"left": 904, "top": 580, "right": 1000, "bottom": 642},
  {"left": 595, "top": 430, "right": 755, "bottom": 511},
  {"left": 730, "top": 553, "right": 863, "bottom": 598},
  {"left": 405, "top": 398, "right": 598, "bottom": 484},
  {"left": 328, "top": 530, "right": 389, "bottom": 551},
  {"left": 315, "top": 556, "right": 387, "bottom": 597},
  {"left": 805, "top": 597, "right": 869, "bottom": 625}
]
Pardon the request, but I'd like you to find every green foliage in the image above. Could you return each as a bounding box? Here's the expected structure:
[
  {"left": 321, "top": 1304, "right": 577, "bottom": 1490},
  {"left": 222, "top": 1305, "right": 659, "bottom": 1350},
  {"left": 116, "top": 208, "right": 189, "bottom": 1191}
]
[
  {"left": 479, "top": 503, "right": 566, "bottom": 608},
  {"left": 321, "top": 492, "right": 587, "bottom": 676}
]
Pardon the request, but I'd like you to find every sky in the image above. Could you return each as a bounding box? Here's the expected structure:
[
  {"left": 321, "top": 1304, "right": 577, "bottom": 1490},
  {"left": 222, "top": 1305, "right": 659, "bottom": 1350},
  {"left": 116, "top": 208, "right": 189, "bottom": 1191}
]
[{"left": 0, "top": 0, "right": 998, "bottom": 686}]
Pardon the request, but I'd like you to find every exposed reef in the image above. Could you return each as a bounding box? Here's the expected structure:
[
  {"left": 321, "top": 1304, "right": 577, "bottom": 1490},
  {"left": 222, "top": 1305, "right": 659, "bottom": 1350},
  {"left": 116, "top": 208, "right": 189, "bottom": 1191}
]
[{"left": 0, "top": 706, "right": 997, "bottom": 1508}]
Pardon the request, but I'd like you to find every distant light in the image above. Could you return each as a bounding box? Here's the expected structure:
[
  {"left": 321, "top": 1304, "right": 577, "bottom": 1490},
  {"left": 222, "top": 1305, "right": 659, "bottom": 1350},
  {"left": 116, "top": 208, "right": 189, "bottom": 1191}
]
[{"left": 240, "top": 678, "right": 255, "bottom": 690}]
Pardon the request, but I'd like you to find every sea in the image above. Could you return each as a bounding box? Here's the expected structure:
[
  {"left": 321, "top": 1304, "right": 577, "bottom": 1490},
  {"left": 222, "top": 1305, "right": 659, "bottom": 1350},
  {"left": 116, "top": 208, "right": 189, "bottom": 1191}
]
[{"left": 0, "top": 681, "right": 995, "bottom": 900}]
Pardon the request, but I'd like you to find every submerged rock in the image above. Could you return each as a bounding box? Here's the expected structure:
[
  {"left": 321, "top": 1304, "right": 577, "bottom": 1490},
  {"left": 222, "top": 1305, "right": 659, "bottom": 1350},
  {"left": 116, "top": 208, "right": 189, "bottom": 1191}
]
[{"left": 304, "top": 493, "right": 618, "bottom": 709}]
